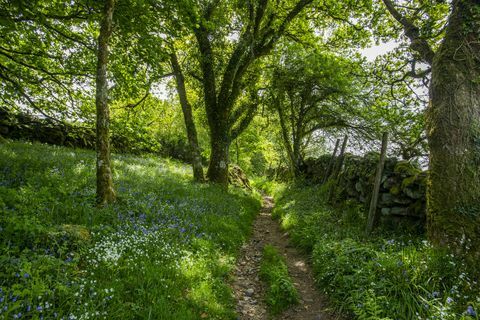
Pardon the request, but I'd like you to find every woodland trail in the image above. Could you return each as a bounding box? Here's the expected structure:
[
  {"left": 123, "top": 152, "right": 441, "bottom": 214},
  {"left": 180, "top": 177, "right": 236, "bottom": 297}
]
[{"left": 231, "top": 196, "right": 338, "bottom": 320}]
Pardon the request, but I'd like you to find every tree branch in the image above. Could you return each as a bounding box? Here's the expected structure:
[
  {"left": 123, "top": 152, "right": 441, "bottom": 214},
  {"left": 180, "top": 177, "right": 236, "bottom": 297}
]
[{"left": 382, "top": 0, "right": 435, "bottom": 65}]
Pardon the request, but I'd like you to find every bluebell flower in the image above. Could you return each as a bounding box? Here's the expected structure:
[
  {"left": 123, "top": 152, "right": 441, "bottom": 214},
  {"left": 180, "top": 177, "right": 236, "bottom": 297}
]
[
  {"left": 446, "top": 297, "right": 454, "bottom": 304},
  {"left": 23, "top": 273, "right": 29, "bottom": 278},
  {"left": 0, "top": 297, "right": 4, "bottom": 303},
  {"left": 36, "top": 305, "right": 43, "bottom": 311},
  {"left": 12, "top": 296, "right": 17, "bottom": 302},
  {"left": 26, "top": 305, "right": 31, "bottom": 312},
  {"left": 466, "top": 306, "right": 477, "bottom": 317}
]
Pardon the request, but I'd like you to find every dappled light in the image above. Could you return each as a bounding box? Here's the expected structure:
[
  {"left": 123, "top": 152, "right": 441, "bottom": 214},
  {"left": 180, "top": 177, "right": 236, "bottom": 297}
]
[{"left": 1, "top": 0, "right": 479, "bottom": 318}]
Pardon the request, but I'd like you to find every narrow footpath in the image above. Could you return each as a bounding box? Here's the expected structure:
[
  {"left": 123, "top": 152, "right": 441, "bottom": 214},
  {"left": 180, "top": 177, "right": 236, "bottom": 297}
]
[{"left": 231, "top": 196, "right": 338, "bottom": 320}]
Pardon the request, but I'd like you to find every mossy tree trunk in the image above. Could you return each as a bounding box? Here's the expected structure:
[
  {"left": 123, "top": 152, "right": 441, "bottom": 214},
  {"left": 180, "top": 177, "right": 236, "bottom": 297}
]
[
  {"left": 170, "top": 51, "right": 205, "bottom": 182},
  {"left": 207, "top": 123, "right": 230, "bottom": 186},
  {"left": 427, "top": 0, "right": 480, "bottom": 259},
  {"left": 95, "top": 0, "right": 116, "bottom": 206},
  {"left": 383, "top": 0, "right": 480, "bottom": 260}
]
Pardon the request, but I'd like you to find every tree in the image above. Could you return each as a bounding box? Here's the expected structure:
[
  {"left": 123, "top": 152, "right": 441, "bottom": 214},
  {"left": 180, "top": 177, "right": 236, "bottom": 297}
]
[
  {"left": 0, "top": 0, "right": 97, "bottom": 121},
  {"left": 381, "top": 0, "right": 480, "bottom": 259},
  {"left": 95, "top": 0, "right": 116, "bottom": 205},
  {"left": 268, "top": 45, "right": 356, "bottom": 176},
  {"left": 171, "top": 0, "right": 315, "bottom": 187},
  {"left": 169, "top": 48, "right": 205, "bottom": 182}
]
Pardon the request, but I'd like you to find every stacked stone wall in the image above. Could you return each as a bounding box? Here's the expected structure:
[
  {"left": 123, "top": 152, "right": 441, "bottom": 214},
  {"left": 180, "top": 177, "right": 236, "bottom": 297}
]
[{"left": 303, "top": 152, "right": 426, "bottom": 226}]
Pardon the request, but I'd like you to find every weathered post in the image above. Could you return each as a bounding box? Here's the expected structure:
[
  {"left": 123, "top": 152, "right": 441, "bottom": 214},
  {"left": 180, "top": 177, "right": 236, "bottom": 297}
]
[
  {"left": 366, "top": 132, "right": 389, "bottom": 234},
  {"left": 328, "top": 135, "right": 348, "bottom": 202},
  {"left": 322, "top": 138, "right": 341, "bottom": 184}
]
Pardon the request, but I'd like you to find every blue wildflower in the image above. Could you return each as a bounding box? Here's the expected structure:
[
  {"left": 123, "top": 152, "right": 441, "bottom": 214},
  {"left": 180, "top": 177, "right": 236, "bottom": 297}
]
[
  {"left": 432, "top": 291, "right": 440, "bottom": 298},
  {"left": 36, "top": 305, "right": 43, "bottom": 311},
  {"left": 446, "top": 297, "right": 454, "bottom": 304},
  {"left": 23, "top": 273, "right": 29, "bottom": 278},
  {"left": 26, "top": 305, "right": 31, "bottom": 312},
  {"left": 466, "top": 306, "right": 477, "bottom": 317}
]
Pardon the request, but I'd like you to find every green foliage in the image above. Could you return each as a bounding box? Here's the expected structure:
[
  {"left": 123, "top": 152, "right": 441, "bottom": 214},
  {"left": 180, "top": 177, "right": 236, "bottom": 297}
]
[
  {"left": 274, "top": 183, "right": 480, "bottom": 319},
  {"left": 251, "top": 178, "right": 285, "bottom": 198},
  {"left": 259, "top": 245, "right": 299, "bottom": 315},
  {"left": 0, "top": 141, "right": 261, "bottom": 319}
]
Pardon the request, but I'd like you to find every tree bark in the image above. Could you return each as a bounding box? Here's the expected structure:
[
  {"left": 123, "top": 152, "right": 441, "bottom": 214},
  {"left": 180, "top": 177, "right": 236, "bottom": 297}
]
[
  {"left": 427, "top": 0, "right": 480, "bottom": 260},
  {"left": 95, "top": 0, "right": 115, "bottom": 206},
  {"left": 207, "top": 123, "right": 230, "bottom": 187},
  {"left": 170, "top": 51, "right": 205, "bottom": 182},
  {"left": 276, "top": 103, "right": 297, "bottom": 177}
]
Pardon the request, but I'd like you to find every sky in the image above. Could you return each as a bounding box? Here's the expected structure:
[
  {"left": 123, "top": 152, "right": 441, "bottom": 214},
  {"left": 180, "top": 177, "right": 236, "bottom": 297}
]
[{"left": 360, "top": 40, "right": 398, "bottom": 62}]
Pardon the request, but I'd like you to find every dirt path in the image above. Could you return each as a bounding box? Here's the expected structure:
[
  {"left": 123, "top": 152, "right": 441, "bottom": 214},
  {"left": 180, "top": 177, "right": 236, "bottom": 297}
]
[{"left": 231, "top": 196, "right": 338, "bottom": 320}]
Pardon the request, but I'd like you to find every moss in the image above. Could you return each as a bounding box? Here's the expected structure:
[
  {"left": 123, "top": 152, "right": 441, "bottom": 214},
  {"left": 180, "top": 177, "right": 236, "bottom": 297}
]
[
  {"left": 401, "top": 175, "right": 418, "bottom": 190},
  {"left": 394, "top": 161, "right": 421, "bottom": 176},
  {"left": 390, "top": 185, "right": 401, "bottom": 195},
  {"left": 61, "top": 224, "right": 91, "bottom": 242}
]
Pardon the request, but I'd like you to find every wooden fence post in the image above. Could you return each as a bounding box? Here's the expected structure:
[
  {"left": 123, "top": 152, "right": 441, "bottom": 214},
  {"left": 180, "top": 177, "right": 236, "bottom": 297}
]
[
  {"left": 328, "top": 135, "right": 348, "bottom": 202},
  {"left": 366, "top": 132, "right": 389, "bottom": 234},
  {"left": 322, "top": 138, "right": 341, "bottom": 184}
]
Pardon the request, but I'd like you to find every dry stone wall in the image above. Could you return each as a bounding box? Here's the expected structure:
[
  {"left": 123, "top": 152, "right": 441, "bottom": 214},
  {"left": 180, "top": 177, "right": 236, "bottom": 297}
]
[{"left": 303, "top": 152, "right": 427, "bottom": 226}]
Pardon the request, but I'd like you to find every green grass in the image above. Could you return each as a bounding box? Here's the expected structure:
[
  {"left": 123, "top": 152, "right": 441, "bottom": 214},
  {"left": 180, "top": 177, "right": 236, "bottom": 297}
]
[
  {"left": 273, "top": 182, "right": 480, "bottom": 320},
  {"left": 0, "top": 140, "right": 262, "bottom": 319},
  {"left": 259, "top": 245, "right": 298, "bottom": 315}
]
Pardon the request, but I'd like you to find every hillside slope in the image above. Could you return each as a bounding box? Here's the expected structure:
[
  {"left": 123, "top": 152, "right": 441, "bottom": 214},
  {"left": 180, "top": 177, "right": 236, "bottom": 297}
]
[{"left": 0, "top": 141, "right": 261, "bottom": 319}]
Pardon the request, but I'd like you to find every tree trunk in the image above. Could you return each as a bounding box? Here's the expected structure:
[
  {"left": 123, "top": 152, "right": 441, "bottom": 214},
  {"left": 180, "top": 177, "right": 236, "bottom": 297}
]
[
  {"left": 207, "top": 123, "right": 230, "bottom": 187},
  {"left": 276, "top": 104, "right": 297, "bottom": 177},
  {"left": 427, "top": 0, "right": 480, "bottom": 260},
  {"left": 292, "top": 137, "right": 303, "bottom": 178},
  {"left": 95, "top": 0, "right": 116, "bottom": 206},
  {"left": 170, "top": 51, "right": 205, "bottom": 182}
]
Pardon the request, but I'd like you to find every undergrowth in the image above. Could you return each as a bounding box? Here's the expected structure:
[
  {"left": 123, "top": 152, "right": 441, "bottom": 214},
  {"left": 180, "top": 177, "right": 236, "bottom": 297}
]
[
  {"left": 273, "top": 182, "right": 479, "bottom": 320},
  {"left": 259, "top": 245, "right": 298, "bottom": 316},
  {"left": 0, "top": 141, "right": 261, "bottom": 319}
]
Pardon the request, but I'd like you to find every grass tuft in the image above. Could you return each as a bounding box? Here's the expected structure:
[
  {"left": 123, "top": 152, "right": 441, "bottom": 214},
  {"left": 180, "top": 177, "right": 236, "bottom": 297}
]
[{"left": 259, "top": 244, "right": 299, "bottom": 315}]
